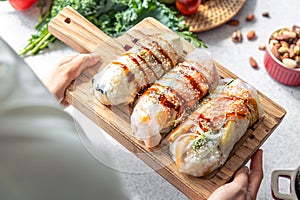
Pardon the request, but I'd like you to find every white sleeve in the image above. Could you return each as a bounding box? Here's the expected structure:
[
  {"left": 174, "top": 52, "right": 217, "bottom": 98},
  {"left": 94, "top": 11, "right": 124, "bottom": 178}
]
[{"left": 0, "top": 37, "right": 129, "bottom": 200}]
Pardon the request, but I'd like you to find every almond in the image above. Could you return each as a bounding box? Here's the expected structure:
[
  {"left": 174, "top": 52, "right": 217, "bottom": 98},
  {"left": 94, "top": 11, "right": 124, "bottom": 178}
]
[
  {"left": 227, "top": 19, "right": 240, "bottom": 26},
  {"left": 271, "top": 45, "right": 280, "bottom": 59},
  {"left": 249, "top": 57, "right": 258, "bottom": 69},
  {"left": 246, "top": 14, "right": 255, "bottom": 22},
  {"left": 247, "top": 30, "right": 256, "bottom": 40}
]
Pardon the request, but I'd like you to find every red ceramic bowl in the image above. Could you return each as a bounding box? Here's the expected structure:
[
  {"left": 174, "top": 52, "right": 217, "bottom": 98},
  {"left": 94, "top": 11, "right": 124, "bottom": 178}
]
[{"left": 264, "top": 28, "right": 300, "bottom": 86}]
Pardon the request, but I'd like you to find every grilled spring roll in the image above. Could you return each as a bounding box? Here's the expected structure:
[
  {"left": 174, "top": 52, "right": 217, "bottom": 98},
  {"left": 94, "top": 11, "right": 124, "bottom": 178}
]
[
  {"left": 92, "top": 34, "right": 183, "bottom": 105},
  {"left": 167, "top": 78, "right": 264, "bottom": 177},
  {"left": 130, "top": 49, "right": 219, "bottom": 148}
]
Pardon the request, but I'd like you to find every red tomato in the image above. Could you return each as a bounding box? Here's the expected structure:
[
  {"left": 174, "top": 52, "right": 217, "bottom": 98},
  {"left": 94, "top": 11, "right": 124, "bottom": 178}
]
[
  {"left": 176, "top": 0, "right": 201, "bottom": 15},
  {"left": 9, "top": 0, "right": 38, "bottom": 11}
]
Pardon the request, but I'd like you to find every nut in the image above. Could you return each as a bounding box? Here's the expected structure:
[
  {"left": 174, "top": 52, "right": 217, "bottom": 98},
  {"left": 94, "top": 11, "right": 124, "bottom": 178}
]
[
  {"left": 282, "top": 58, "right": 297, "bottom": 68},
  {"left": 271, "top": 45, "right": 280, "bottom": 59},
  {"left": 274, "top": 43, "right": 281, "bottom": 49},
  {"left": 292, "top": 25, "right": 300, "bottom": 36},
  {"left": 258, "top": 45, "right": 266, "bottom": 51},
  {"left": 269, "top": 39, "right": 279, "bottom": 48},
  {"left": 278, "top": 46, "right": 289, "bottom": 54},
  {"left": 283, "top": 30, "right": 297, "bottom": 39},
  {"left": 231, "top": 30, "right": 243, "bottom": 43},
  {"left": 280, "top": 41, "right": 289, "bottom": 48},
  {"left": 246, "top": 14, "right": 255, "bottom": 22},
  {"left": 289, "top": 44, "right": 296, "bottom": 58},
  {"left": 296, "top": 39, "right": 300, "bottom": 47},
  {"left": 227, "top": 19, "right": 240, "bottom": 26},
  {"left": 269, "top": 25, "right": 300, "bottom": 68},
  {"left": 247, "top": 30, "right": 256, "bottom": 40},
  {"left": 275, "top": 34, "right": 291, "bottom": 41},
  {"left": 249, "top": 57, "right": 258, "bottom": 69},
  {"left": 294, "top": 45, "right": 300, "bottom": 55},
  {"left": 282, "top": 52, "right": 289, "bottom": 59},
  {"left": 262, "top": 12, "right": 270, "bottom": 18}
]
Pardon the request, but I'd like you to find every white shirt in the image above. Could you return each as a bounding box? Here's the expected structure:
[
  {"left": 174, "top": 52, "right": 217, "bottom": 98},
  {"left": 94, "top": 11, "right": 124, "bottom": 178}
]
[{"left": 0, "top": 37, "right": 128, "bottom": 200}]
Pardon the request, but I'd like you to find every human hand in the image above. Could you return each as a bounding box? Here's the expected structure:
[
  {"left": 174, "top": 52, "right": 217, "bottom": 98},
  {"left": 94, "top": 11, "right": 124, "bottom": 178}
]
[
  {"left": 42, "top": 53, "right": 100, "bottom": 106},
  {"left": 208, "top": 149, "right": 263, "bottom": 200}
]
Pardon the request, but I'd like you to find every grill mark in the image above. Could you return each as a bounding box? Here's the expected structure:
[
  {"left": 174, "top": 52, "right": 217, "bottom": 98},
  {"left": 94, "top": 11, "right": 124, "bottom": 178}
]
[
  {"left": 165, "top": 85, "right": 186, "bottom": 112},
  {"left": 180, "top": 63, "right": 209, "bottom": 96},
  {"left": 145, "top": 85, "right": 179, "bottom": 113},
  {"left": 139, "top": 45, "right": 160, "bottom": 80},
  {"left": 112, "top": 61, "right": 137, "bottom": 85},
  {"left": 151, "top": 40, "right": 173, "bottom": 71},
  {"left": 158, "top": 36, "right": 179, "bottom": 59},
  {"left": 141, "top": 45, "right": 162, "bottom": 64},
  {"left": 135, "top": 54, "right": 159, "bottom": 81},
  {"left": 124, "top": 52, "right": 149, "bottom": 85},
  {"left": 158, "top": 94, "right": 178, "bottom": 111},
  {"left": 178, "top": 68, "right": 204, "bottom": 99},
  {"left": 147, "top": 83, "right": 186, "bottom": 119}
]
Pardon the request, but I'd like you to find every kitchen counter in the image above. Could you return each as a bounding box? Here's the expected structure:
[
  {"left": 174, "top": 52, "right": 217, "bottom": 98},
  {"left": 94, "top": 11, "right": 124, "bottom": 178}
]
[{"left": 1, "top": 0, "right": 299, "bottom": 199}]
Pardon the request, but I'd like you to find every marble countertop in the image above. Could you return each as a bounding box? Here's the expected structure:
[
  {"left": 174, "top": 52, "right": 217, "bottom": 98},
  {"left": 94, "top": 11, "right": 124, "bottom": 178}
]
[{"left": 1, "top": 0, "right": 300, "bottom": 199}]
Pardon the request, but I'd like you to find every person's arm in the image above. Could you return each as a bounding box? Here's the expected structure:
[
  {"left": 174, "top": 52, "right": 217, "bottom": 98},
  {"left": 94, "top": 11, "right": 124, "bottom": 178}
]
[
  {"left": 0, "top": 38, "right": 129, "bottom": 200},
  {"left": 208, "top": 149, "right": 263, "bottom": 200},
  {"left": 41, "top": 53, "right": 100, "bottom": 106}
]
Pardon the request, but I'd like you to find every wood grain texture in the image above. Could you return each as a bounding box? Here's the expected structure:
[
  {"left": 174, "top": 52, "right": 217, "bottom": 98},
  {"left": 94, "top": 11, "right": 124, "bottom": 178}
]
[
  {"left": 48, "top": 6, "right": 110, "bottom": 53},
  {"left": 48, "top": 6, "right": 286, "bottom": 199}
]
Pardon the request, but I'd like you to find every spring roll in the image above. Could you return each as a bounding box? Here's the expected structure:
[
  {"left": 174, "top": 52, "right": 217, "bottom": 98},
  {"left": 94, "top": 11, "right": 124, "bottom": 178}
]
[
  {"left": 92, "top": 34, "right": 183, "bottom": 105},
  {"left": 131, "top": 49, "right": 219, "bottom": 148},
  {"left": 167, "top": 78, "right": 264, "bottom": 177}
]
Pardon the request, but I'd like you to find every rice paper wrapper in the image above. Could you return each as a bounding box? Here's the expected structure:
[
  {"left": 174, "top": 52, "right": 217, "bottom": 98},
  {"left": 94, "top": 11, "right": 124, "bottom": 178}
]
[{"left": 167, "top": 78, "right": 264, "bottom": 177}]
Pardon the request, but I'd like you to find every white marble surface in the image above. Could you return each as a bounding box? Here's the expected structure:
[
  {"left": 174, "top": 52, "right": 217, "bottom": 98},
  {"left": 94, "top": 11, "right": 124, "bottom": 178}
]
[{"left": 1, "top": 0, "right": 300, "bottom": 199}]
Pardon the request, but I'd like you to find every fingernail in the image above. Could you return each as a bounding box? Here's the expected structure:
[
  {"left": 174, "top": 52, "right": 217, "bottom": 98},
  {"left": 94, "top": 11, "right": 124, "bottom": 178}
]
[{"left": 242, "top": 166, "right": 249, "bottom": 173}]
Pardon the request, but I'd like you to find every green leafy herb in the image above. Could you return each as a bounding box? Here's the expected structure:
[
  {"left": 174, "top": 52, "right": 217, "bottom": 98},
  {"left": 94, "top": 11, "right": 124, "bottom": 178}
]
[
  {"left": 20, "top": 0, "right": 206, "bottom": 56},
  {"left": 192, "top": 134, "right": 208, "bottom": 151},
  {"left": 192, "top": 130, "right": 219, "bottom": 151}
]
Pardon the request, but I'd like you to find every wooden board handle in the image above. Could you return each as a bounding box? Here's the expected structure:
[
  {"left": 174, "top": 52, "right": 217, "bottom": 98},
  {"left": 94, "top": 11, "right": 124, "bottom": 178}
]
[{"left": 48, "top": 6, "right": 110, "bottom": 53}]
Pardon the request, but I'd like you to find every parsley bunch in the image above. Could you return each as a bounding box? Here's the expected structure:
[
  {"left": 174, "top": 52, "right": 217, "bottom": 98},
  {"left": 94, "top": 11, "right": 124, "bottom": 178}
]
[{"left": 20, "top": 0, "right": 206, "bottom": 56}]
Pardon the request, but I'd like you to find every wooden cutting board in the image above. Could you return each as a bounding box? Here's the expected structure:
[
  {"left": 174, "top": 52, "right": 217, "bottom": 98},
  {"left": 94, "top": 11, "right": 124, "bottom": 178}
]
[{"left": 48, "top": 6, "right": 286, "bottom": 199}]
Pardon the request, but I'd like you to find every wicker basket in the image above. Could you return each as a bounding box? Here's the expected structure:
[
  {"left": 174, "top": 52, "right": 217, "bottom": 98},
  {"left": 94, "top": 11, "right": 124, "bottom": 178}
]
[{"left": 185, "top": 0, "right": 246, "bottom": 32}]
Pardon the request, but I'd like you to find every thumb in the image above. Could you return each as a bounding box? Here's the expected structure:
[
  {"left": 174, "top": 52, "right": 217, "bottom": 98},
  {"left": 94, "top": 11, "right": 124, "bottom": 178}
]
[
  {"left": 66, "top": 53, "right": 101, "bottom": 79},
  {"left": 77, "top": 53, "right": 101, "bottom": 74}
]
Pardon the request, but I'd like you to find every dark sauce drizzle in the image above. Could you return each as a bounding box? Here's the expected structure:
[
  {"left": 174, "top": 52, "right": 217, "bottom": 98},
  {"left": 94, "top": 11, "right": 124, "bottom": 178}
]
[
  {"left": 151, "top": 40, "right": 173, "bottom": 72},
  {"left": 139, "top": 45, "right": 161, "bottom": 79},
  {"left": 127, "top": 53, "right": 149, "bottom": 84},
  {"left": 146, "top": 83, "right": 186, "bottom": 118},
  {"left": 180, "top": 64, "right": 209, "bottom": 96},
  {"left": 112, "top": 61, "right": 136, "bottom": 83},
  {"left": 178, "top": 68, "right": 204, "bottom": 99}
]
